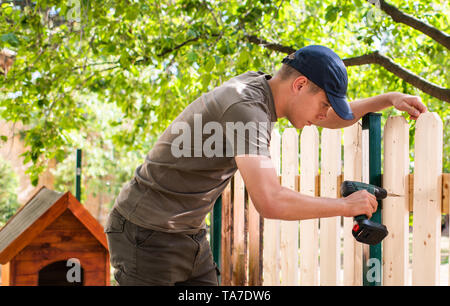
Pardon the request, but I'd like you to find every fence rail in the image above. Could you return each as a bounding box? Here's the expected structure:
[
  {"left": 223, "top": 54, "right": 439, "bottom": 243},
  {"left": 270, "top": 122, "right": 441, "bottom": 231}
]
[{"left": 219, "top": 113, "right": 448, "bottom": 286}]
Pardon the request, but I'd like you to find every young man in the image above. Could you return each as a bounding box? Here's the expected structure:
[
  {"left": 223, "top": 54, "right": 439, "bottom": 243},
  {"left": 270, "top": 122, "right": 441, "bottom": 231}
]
[{"left": 105, "top": 45, "right": 427, "bottom": 286}]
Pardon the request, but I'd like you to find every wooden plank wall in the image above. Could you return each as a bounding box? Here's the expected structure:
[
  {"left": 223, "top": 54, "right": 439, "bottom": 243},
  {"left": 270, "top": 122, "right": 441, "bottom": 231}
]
[{"left": 220, "top": 113, "right": 447, "bottom": 286}]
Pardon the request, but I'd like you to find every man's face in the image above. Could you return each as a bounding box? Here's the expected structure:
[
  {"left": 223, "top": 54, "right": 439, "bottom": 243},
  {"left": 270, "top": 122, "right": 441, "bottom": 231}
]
[{"left": 286, "top": 79, "right": 331, "bottom": 129}]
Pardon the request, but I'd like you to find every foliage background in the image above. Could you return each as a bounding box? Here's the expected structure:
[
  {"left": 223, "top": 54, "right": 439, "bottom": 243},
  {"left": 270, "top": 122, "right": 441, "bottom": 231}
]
[
  {"left": 0, "top": 0, "right": 448, "bottom": 212},
  {"left": 0, "top": 156, "right": 19, "bottom": 226}
]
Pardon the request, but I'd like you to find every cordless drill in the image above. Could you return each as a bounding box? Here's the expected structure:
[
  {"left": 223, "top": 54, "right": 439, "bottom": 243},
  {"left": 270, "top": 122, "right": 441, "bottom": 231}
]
[{"left": 340, "top": 181, "right": 390, "bottom": 245}]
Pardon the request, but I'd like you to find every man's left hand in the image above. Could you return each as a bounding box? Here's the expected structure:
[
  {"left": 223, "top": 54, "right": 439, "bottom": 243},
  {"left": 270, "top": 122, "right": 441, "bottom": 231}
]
[{"left": 390, "top": 92, "right": 428, "bottom": 120}]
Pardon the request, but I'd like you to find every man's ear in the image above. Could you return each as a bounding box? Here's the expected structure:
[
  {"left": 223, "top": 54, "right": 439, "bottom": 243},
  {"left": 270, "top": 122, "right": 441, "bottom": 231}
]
[{"left": 292, "top": 75, "right": 308, "bottom": 93}]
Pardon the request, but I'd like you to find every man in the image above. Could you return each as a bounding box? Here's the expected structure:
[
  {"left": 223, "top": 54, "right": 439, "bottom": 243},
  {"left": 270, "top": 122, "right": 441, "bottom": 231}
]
[{"left": 104, "top": 45, "right": 427, "bottom": 286}]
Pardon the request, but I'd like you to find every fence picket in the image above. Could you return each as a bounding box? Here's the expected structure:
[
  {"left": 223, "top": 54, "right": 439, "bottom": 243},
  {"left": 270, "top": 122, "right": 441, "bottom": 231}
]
[
  {"left": 221, "top": 182, "right": 232, "bottom": 285},
  {"left": 232, "top": 170, "right": 246, "bottom": 285},
  {"left": 248, "top": 196, "right": 261, "bottom": 285},
  {"left": 319, "top": 128, "right": 342, "bottom": 285},
  {"left": 299, "top": 126, "right": 319, "bottom": 285},
  {"left": 280, "top": 128, "right": 299, "bottom": 285},
  {"left": 343, "top": 123, "right": 363, "bottom": 286},
  {"left": 412, "top": 113, "right": 443, "bottom": 285},
  {"left": 382, "top": 116, "right": 410, "bottom": 285},
  {"left": 262, "top": 130, "right": 281, "bottom": 285}
]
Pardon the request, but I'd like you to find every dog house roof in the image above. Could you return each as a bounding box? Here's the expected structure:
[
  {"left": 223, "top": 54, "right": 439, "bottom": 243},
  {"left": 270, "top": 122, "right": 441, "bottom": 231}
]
[{"left": 0, "top": 186, "right": 108, "bottom": 264}]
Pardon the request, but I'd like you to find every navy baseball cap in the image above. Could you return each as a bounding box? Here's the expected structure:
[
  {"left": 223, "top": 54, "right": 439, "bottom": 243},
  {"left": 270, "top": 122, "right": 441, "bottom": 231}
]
[{"left": 282, "top": 45, "right": 354, "bottom": 120}]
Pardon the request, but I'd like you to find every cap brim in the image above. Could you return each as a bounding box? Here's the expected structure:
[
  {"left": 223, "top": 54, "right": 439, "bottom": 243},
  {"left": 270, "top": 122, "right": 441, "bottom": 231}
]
[{"left": 326, "top": 93, "right": 354, "bottom": 120}]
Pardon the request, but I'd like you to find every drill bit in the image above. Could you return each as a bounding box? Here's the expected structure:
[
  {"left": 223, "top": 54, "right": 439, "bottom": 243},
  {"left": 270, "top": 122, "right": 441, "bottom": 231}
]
[{"left": 386, "top": 192, "right": 402, "bottom": 197}]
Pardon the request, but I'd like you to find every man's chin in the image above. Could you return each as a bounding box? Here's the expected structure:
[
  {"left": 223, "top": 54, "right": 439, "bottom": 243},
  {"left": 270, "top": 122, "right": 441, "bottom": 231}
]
[
  {"left": 288, "top": 118, "right": 310, "bottom": 129},
  {"left": 300, "top": 121, "right": 313, "bottom": 128}
]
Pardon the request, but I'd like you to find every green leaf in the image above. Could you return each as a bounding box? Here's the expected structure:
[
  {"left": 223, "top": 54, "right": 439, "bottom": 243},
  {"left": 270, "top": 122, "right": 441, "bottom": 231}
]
[
  {"left": 187, "top": 51, "right": 198, "bottom": 63},
  {"left": 325, "top": 6, "right": 339, "bottom": 23},
  {"left": 204, "top": 57, "right": 215, "bottom": 71},
  {"left": 201, "top": 73, "right": 211, "bottom": 89},
  {"left": 0, "top": 33, "right": 20, "bottom": 47},
  {"left": 130, "top": 65, "right": 139, "bottom": 77}
]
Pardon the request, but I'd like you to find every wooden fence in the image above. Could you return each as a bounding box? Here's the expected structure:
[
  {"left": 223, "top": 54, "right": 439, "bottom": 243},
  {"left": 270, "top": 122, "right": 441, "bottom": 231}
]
[{"left": 219, "top": 112, "right": 449, "bottom": 286}]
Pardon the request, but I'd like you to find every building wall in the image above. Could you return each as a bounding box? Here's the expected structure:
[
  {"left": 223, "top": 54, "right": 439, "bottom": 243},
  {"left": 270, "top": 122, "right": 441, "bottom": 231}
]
[{"left": 0, "top": 120, "right": 55, "bottom": 204}]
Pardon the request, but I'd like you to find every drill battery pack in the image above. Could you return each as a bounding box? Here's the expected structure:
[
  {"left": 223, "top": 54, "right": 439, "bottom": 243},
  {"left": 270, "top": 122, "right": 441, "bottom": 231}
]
[{"left": 352, "top": 219, "right": 388, "bottom": 245}]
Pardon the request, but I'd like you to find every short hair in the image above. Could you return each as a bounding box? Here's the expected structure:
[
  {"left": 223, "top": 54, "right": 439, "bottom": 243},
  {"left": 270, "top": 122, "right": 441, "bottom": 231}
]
[{"left": 277, "top": 63, "right": 322, "bottom": 94}]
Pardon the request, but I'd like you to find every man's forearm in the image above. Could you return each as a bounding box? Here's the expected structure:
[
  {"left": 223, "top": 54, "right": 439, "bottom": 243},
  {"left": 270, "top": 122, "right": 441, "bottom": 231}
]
[
  {"left": 264, "top": 186, "right": 346, "bottom": 220},
  {"left": 316, "top": 92, "right": 395, "bottom": 129}
]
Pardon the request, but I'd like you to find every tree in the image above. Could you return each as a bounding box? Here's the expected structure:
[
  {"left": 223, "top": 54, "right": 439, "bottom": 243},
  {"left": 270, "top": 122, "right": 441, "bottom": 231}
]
[
  {"left": 0, "top": 156, "right": 20, "bottom": 226},
  {"left": 0, "top": 0, "right": 448, "bottom": 186}
]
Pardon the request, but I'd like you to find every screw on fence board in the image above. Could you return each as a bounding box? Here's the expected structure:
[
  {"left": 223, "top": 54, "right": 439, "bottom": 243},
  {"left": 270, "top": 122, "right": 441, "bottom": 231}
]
[{"left": 362, "top": 113, "right": 382, "bottom": 286}]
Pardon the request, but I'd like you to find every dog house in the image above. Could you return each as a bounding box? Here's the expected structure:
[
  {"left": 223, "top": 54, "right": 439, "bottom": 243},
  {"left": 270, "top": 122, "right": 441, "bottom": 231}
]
[{"left": 0, "top": 187, "right": 110, "bottom": 286}]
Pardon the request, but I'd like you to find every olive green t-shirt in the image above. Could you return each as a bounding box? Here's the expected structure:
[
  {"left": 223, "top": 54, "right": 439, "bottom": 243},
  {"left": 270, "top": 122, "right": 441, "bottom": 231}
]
[{"left": 113, "top": 71, "right": 278, "bottom": 234}]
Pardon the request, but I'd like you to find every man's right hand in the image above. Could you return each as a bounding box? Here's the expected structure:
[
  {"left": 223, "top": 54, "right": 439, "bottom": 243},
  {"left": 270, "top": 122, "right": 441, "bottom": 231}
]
[{"left": 340, "top": 190, "right": 378, "bottom": 219}]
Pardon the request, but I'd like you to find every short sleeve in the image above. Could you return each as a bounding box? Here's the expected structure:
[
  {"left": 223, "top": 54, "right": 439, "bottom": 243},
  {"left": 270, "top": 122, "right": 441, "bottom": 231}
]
[{"left": 220, "top": 102, "right": 273, "bottom": 157}]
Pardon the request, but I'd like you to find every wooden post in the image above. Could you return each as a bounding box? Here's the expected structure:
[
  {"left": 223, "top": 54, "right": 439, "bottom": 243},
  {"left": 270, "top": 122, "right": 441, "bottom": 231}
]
[
  {"left": 382, "top": 116, "right": 410, "bottom": 285},
  {"left": 412, "top": 112, "right": 443, "bottom": 285},
  {"left": 343, "top": 123, "right": 363, "bottom": 286},
  {"left": 232, "top": 170, "right": 246, "bottom": 285},
  {"left": 299, "top": 126, "right": 319, "bottom": 285},
  {"left": 248, "top": 195, "right": 261, "bottom": 285},
  {"left": 319, "top": 128, "right": 342, "bottom": 285},
  {"left": 280, "top": 128, "right": 299, "bottom": 285},
  {"left": 221, "top": 182, "right": 232, "bottom": 285},
  {"left": 262, "top": 130, "right": 281, "bottom": 285}
]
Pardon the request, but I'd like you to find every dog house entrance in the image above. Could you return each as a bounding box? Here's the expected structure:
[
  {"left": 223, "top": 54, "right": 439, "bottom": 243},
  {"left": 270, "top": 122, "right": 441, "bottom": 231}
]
[{"left": 38, "top": 260, "right": 84, "bottom": 286}]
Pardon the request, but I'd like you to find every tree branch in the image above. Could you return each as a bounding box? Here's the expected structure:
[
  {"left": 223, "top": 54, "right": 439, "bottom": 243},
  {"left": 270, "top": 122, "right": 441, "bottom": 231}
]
[
  {"left": 343, "top": 51, "right": 449, "bottom": 102},
  {"left": 245, "top": 35, "right": 295, "bottom": 54},
  {"left": 155, "top": 33, "right": 222, "bottom": 58},
  {"left": 157, "top": 37, "right": 202, "bottom": 58},
  {"left": 245, "top": 35, "right": 449, "bottom": 103},
  {"left": 370, "top": 0, "right": 450, "bottom": 49}
]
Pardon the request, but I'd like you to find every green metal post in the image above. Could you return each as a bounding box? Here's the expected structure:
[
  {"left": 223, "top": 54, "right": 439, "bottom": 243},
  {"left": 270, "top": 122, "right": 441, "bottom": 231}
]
[
  {"left": 210, "top": 196, "right": 222, "bottom": 282},
  {"left": 362, "top": 113, "right": 382, "bottom": 286},
  {"left": 76, "top": 149, "right": 82, "bottom": 201}
]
